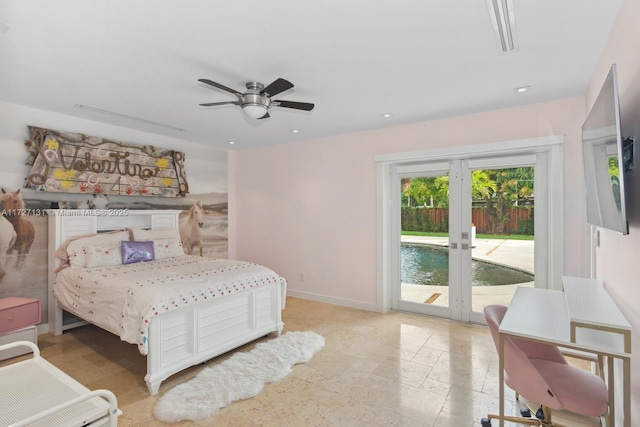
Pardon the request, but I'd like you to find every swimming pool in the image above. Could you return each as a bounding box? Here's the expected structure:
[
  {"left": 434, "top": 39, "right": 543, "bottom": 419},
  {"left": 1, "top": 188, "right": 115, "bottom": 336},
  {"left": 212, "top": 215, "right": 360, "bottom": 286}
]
[{"left": 401, "top": 244, "right": 534, "bottom": 286}]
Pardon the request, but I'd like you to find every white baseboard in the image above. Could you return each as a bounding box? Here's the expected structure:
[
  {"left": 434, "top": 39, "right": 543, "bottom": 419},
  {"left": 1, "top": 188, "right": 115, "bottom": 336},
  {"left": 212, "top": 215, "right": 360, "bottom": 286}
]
[{"left": 286, "top": 290, "right": 381, "bottom": 312}]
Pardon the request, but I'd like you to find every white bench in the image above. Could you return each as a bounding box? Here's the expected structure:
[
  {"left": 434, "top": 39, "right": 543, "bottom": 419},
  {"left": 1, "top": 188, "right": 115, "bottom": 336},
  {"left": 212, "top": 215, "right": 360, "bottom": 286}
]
[{"left": 0, "top": 341, "right": 120, "bottom": 427}]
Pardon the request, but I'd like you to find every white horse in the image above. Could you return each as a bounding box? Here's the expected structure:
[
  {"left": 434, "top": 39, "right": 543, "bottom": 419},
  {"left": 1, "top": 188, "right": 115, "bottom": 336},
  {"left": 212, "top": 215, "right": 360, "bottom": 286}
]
[
  {"left": 78, "top": 193, "right": 109, "bottom": 209},
  {"left": 0, "top": 216, "right": 17, "bottom": 280},
  {"left": 179, "top": 201, "right": 204, "bottom": 256}
]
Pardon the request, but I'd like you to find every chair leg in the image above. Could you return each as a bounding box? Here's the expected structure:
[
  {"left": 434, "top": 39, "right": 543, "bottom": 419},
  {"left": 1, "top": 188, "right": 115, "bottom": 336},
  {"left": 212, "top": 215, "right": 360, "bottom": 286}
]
[
  {"left": 482, "top": 406, "right": 567, "bottom": 427},
  {"left": 537, "top": 405, "right": 551, "bottom": 423},
  {"left": 483, "top": 413, "right": 542, "bottom": 426},
  {"left": 530, "top": 405, "right": 566, "bottom": 427}
]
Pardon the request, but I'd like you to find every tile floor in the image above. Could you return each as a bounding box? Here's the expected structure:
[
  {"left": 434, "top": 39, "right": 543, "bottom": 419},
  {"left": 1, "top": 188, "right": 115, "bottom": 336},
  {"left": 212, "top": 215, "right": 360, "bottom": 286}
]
[{"left": 2, "top": 297, "right": 602, "bottom": 426}]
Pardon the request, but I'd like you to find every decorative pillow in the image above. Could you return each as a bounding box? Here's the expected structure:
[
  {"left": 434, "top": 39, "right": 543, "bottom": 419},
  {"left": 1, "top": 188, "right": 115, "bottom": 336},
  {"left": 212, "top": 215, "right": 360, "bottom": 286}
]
[
  {"left": 85, "top": 244, "right": 122, "bottom": 268},
  {"left": 129, "top": 227, "right": 181, "bottom": 241},
  {"left": 121, "top": 240, "right": 155, "bottom": 265},
  {"left": 66, "top": 230, "right": 130, "bottom": 269},
  {"left": 153, "top": 237, "right": 185, "bottom": 259}
]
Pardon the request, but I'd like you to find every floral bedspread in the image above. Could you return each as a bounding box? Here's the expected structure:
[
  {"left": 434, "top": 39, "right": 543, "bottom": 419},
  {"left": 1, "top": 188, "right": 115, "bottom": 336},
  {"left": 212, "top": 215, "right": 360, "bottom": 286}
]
[{"left": 54, "top": 256, "right": 287, "bottom": 355}]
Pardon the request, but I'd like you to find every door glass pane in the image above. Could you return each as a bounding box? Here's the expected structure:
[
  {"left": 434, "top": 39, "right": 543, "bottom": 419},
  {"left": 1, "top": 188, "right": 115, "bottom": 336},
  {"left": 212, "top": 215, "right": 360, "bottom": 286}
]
[
  {"left": 469, "top": 167, "right": 535, "bottom": 313},
  {"left": 400, "top": 175, "right": 450, "bottom": 309}
]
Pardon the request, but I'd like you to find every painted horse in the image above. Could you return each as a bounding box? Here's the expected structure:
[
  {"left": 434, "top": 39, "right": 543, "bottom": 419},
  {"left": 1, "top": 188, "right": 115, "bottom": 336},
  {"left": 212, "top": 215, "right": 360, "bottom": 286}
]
[
  {"left": 1, "top": 188, "right": 36, "bottom": 269},
  {"left": 0, "top": 216, "right": 17, "bottom": 279},
  {"left": 179, "top": 201, "right": 204, "bottom": 256}
]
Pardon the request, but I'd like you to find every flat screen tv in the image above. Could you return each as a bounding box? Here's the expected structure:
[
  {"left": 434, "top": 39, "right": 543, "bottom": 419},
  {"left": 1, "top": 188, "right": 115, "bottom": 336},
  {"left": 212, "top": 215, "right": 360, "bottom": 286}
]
[{"left": 582, "top": 64, "right": 634, "bottom": 235}]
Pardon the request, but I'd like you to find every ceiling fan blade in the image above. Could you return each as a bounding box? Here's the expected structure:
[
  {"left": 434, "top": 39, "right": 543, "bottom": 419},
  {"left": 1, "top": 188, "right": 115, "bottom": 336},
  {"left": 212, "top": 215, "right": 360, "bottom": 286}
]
[
  {"left": 199, "top": 101, "right": 240, "bottom": 107},
  {"left": 260, "top": 78, "right": 294, "bottom": 97},
  {"left": 198, "top": 79, "right": 243, "bottom": 97},
  {"left": 258, "top": 111, "right": 271, "bottom": 120},
  {"left": 273, "top": 100, "right": 315, "bottom": 111}
]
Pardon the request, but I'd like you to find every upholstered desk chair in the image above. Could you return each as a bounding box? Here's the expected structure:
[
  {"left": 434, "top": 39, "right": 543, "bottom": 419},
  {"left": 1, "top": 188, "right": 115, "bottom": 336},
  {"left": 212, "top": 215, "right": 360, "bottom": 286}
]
[{"left": 481, "top": 305, "right": 608, "bottom": 427}]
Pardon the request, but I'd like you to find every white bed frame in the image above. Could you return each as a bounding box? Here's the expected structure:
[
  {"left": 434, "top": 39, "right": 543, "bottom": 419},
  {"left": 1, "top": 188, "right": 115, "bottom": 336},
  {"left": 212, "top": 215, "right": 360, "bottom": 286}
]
[{"left": 47, "top": 209, "right": 284, "bottom": 395}]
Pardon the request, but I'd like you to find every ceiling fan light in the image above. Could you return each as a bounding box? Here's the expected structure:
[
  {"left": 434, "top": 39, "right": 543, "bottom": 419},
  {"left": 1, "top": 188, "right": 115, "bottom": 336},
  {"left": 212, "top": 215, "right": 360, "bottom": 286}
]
[{"left": 242, "top": 104, "right": 268, "bottom": 119}]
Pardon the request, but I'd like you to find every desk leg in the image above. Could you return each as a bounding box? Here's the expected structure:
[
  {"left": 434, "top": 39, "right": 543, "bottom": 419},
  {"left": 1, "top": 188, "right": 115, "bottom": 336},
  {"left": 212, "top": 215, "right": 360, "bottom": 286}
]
[
  {"left": 608, "top": 357, "right": 615, "bottom": 427},
  {"left": 624, "top": 356, "right": 630, "bottom": 427},
  {"left": 499, "top": 332, "right": 505, "bottom": 427}
]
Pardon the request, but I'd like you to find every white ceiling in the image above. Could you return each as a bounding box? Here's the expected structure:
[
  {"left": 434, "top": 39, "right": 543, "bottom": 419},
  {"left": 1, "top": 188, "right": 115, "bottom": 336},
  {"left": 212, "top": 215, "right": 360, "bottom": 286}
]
[{"left": 0, "top": 0, "right": 622, "bottom": 150}]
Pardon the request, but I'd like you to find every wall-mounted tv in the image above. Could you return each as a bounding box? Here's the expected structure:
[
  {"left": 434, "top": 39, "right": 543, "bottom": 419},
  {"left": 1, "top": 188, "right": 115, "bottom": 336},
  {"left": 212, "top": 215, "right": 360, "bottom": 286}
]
[{"left": 582, "top": 64, "right": 634, "bottom": 235}]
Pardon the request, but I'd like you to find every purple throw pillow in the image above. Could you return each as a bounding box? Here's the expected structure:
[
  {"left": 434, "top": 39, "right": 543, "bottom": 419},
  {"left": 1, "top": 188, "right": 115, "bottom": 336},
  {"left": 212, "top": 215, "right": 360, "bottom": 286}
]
[{"left": 121, "top": 240, "right": 155, "bottom": 265}]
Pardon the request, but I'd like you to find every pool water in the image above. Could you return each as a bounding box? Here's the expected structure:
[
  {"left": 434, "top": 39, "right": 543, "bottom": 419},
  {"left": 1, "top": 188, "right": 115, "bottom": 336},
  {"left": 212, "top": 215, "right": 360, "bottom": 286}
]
[{"left": 401, "top": 244, "right": 534, "bottom": 286}]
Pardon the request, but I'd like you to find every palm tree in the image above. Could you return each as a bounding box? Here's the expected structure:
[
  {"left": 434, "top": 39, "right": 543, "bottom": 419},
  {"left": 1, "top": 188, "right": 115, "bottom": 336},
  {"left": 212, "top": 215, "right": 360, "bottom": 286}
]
[
  {"left": 481, "top": 167, "right": 534, "bottom": 233},
  {"left": 471, "top": 170, "right": 496, "bottom": 200},
  {"left": 401, "top": 167, "right": 534, "bottom": 234},
  {"left": 402, "top": 177, "right": 449, "bottom": 207}
]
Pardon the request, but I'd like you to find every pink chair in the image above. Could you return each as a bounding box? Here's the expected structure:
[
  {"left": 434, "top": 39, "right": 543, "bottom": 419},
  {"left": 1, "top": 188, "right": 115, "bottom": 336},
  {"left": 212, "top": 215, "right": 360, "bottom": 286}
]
[{"left": 481, "top": 305, "right": 608, "bottom": 427}]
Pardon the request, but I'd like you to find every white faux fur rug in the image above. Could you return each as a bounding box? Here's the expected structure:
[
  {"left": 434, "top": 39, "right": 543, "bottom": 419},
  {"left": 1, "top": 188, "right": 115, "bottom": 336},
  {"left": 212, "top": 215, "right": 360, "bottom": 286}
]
[{"left": 153, "top": 330, "right": 325, "bottom": 423}]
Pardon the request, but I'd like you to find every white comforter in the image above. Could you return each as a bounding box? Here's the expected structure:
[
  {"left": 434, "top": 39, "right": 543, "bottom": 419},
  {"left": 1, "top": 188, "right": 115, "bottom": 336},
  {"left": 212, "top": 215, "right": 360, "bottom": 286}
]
[{"left": 54, "top": 255, "right": 287, "bottom": 355}]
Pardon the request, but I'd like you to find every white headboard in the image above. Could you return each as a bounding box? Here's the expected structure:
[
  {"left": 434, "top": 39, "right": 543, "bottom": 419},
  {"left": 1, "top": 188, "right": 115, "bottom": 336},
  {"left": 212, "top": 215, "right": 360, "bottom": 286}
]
[{"left": 47, "top": 209, "right": 181, "bottom": 333}]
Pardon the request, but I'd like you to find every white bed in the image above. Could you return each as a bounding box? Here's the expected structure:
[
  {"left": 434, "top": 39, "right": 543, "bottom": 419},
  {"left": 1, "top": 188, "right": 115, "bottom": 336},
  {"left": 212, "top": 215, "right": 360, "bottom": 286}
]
[{"left": 48, "top": 210, "right": 286, "bottom": 395}]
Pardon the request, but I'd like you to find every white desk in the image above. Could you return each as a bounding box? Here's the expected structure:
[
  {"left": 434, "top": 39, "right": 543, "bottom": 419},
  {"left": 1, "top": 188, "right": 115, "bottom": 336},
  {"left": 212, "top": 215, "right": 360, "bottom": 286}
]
[
  {"left": 497, "top": 278, "right": 631, "bottom": 427},
  {"left": 563, "top": 276, "right": 631, "bottom": 354}
]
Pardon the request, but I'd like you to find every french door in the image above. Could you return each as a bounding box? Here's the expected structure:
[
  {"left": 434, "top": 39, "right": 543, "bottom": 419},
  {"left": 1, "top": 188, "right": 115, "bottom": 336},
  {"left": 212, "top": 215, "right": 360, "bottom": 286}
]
[
  {"left": 394, "top": 160, "right": 470, "bottom": 320},
  {"left": 389, "top": 154, "right": 547, "bottom": 324}
]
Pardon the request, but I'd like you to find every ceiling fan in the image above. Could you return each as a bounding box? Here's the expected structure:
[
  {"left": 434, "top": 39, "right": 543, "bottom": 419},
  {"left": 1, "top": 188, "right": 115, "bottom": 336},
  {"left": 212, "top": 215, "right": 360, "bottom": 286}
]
[{"left": 198, "top": 77, "right": 315, "bottom": 119}]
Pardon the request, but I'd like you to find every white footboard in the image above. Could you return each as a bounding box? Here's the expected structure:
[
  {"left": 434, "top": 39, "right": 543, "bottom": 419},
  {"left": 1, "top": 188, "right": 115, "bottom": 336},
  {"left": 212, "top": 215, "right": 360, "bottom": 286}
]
[{"left": 145, "top": 281, "right": 283, "bottom": 395}]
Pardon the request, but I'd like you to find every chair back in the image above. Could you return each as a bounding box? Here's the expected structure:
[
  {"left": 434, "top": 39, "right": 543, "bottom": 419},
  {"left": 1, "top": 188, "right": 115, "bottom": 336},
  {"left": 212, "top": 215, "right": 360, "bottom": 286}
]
[{"left": 484, "top": 305, "right": 564, "bottom": 410}]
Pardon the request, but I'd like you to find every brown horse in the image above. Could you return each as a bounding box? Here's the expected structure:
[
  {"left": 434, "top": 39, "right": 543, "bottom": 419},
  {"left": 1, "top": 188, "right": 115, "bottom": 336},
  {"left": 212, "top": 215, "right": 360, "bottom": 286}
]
[{"left": 1, "top": 188, "right": 35, "bottom": 269}]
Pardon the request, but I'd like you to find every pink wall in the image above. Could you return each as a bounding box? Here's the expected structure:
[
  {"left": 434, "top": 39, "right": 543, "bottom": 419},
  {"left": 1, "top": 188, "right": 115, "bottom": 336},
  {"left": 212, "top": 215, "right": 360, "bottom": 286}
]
[
  {"left": 232, "top": 96, "right": 586, "bottom": 308},
  {"left": 586, "top": 0, "right": 640, "bottom": 420},
  {"left": 234, "top": 1, "right": 640, "bottom": 421}
]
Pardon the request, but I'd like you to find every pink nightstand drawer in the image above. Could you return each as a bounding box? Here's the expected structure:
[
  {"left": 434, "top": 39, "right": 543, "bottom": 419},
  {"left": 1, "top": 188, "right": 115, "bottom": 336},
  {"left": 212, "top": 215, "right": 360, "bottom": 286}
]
[{"left": 0, "top": 297, "right": 41, "bottom": 334}]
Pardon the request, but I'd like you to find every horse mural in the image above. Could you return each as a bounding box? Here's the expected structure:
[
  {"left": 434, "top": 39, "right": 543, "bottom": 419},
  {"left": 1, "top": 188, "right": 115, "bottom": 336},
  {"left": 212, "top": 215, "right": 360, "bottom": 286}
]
[
  {"left": 0, "top": 216, "right": 17, "bottom": 279},
  {"left": 179, "top": 201, "right": 204, "bottom": 256},
  {"left": 1, "top": 188, "right": 36, "bottom": 269}
]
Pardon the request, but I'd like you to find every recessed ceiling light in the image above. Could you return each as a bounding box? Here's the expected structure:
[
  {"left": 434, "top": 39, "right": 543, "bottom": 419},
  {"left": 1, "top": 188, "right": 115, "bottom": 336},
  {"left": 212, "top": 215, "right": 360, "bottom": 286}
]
[
  {"left": 290, "top": 129, "right": 300, "bottom": 133},
  {"left": 381, "top": 113, "right": 393, "bottom": 118},
  {"left": 514, "top": 85, "right": 530, "bottom": 93},
  {"left": 227, "top": 141, "right": 236, "bottom": 145}
]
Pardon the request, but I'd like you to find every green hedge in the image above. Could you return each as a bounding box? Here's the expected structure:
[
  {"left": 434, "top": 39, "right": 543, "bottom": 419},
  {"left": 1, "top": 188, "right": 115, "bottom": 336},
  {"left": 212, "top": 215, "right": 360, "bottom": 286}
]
[{"left": 401, "top": 206, "right": 534, "bottom": 235}]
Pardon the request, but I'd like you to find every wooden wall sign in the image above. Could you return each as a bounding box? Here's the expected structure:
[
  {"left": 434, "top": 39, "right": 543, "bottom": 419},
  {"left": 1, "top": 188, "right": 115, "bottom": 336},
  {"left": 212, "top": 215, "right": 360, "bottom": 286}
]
[{"left": 23, "top": 126, "right": 189, "bottom": 197}]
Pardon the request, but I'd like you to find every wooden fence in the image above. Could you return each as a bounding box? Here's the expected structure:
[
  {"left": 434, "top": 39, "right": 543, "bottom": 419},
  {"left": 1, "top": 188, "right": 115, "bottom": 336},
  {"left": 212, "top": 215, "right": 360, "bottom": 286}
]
[{"left": 401, "top": 206, "right": 534, "bottom": 234}]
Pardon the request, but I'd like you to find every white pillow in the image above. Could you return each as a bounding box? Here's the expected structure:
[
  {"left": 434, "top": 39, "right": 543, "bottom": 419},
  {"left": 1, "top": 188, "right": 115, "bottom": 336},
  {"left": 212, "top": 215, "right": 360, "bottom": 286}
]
[
  {"left": 153, "top": 237, "right": 185, "bottom": 259},
  {"left": 66, "top": 230, "right": 130, "bottom": 269},
  {"left": 85, "top": 244, "right": 122, "bottom": 268},
  {"left": 129, "top": 227, "right": 181, "bottom": 241}
]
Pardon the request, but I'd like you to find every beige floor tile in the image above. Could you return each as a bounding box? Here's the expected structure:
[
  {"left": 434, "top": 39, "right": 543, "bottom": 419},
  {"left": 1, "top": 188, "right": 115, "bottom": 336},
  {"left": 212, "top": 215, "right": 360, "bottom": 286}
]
[{"left": 1, "top": 297, "right": 604, "bottom": 426}]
